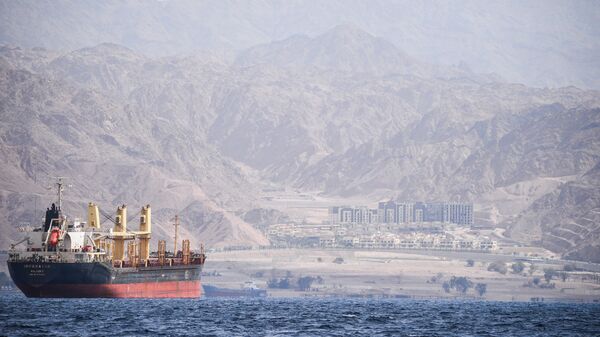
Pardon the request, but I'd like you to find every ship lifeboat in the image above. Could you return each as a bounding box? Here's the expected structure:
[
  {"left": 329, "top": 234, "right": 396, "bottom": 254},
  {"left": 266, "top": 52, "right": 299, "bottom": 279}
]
[{"left": 49, "top": 228, "right": 60, "bottom": 246}]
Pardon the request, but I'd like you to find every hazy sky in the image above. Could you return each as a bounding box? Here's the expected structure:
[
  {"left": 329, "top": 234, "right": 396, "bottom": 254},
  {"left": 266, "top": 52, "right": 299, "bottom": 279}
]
[{"left": 1, "top": 0, "right": 599, "bottom": 88}]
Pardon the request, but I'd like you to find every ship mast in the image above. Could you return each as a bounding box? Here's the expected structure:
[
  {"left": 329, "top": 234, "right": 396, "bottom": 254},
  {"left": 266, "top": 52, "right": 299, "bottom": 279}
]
[
  {"left": 173, "top": 215, "right": 179, "bottom": 253},
  {"left": 56, "top": 177, "right": 65, "bottom": 211}
]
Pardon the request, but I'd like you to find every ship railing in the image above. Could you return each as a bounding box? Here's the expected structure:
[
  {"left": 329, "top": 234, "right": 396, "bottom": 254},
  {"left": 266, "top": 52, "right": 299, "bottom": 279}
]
[
  {"left": 9, "top": 253, "right": 51, "bottom": 263},
  {"left": 26, "top": 248, "right": 44, "bottom": 252},
  {"left": 111, "top": 255, "right": 206, "bottom": 268}
]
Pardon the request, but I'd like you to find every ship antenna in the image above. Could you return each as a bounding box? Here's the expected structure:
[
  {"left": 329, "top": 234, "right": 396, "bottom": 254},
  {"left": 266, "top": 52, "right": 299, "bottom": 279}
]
[
  {"left": 52, "top": 176, "right": 71, "bottom": 211},
  {"left": 57, "top": 178, "right": 64, "bottom": 210}
]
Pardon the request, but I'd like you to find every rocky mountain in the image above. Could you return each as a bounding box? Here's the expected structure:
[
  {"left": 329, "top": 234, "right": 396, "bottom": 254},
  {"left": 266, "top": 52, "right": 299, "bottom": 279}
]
[
  {"left": 1, "top": 23, "right": 599, "bottom": 260},
  {"left": 0, "top": 45, "right": 269, "bottom": 250},
  {"left": 235, "top": 25, "right": 499, "bottom": 83},
  {"left": 208, "top": 67, "right": 599, "bottom": 186},
  {"left": 507, "top": 162, "right": 600, "bottom": 262},
  {"left": 236, "top": 25, "right": 428, "bottom": 77},
  {"left": 287, "top": 102, "right": 600, "bottom": 259}
]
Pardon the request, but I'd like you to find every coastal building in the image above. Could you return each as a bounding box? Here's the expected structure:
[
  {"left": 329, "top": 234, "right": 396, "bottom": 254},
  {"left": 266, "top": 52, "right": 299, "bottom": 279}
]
[
  {"left": 414, "top": 208, "right": 424, "bottom": 223},
  {"left": 330, "top": 206, "right": 378, "bottom": 225},
  {"left": 446, "top": 202, "right": 474, "bottom": 226},
  {"left": 396, "top": 202, "right": 414, "bottom": 223},
  {"left": 378, "top": 201, "right": 398, "bottom": 224},
  {"left": 329, "top": 201, "right": 474, "bottom": 226}
]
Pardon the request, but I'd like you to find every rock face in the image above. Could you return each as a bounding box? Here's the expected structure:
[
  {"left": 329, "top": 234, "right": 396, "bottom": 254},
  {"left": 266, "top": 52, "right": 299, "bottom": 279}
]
[
  {"left": 236, "top": 25, "right": 426, "bottom": 77},
  {"left": 1, "top": 24, "right": 599, "bottom": 260},
  {"left": 0, "top": 45, "right": 269, "bottom": 249},
  {"left": 243, "top": 208, "right": 291, "bottom": 232},
  {"left": 508, "top": 163, "right": 600, "bottom": 262}
]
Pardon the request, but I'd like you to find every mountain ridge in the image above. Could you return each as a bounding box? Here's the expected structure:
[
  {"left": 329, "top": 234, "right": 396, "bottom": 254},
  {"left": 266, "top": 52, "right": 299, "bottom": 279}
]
[{"left": 1, "top": 23, "right": 599, "bottom": 260}]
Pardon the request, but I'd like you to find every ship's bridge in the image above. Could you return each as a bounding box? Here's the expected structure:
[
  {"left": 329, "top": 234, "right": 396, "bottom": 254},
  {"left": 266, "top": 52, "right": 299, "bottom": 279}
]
[{"left": 63, "top": 232, "right": 86, "bottom": 251}]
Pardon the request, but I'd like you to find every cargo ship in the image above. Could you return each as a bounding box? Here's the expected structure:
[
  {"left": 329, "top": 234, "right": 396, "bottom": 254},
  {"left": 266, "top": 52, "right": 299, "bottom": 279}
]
[{"left": 7, "top": 178, "right": 206, "bottom": 298}]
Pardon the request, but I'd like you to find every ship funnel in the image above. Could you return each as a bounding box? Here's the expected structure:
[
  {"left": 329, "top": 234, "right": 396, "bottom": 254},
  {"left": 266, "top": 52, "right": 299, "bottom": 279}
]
[
  {"left": 112, "top": 204, "right": 127, "bottom": 261},
  {"left": 139, "top": 205, "right": 152, "bottom": 262},
  {"left": 87, "top": 202, "right": 100, "bottom": 229}
]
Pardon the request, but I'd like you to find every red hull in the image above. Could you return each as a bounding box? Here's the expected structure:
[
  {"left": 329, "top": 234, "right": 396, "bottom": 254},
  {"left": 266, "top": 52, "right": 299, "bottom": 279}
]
[{"left": 15, "top": 280, "right": 202, "bottom": 298}]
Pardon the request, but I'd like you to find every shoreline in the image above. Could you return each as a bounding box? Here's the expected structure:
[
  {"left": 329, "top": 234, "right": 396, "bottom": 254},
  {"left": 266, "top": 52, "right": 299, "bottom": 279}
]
[{"left": 202, "top": 248, "right": 600, "bottom": 303}]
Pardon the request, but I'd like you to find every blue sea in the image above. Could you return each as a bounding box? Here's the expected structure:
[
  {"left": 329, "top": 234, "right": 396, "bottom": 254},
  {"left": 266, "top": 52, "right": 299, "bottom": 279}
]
[{"left": 1, "top": 292, "right": 599, "bottom": 336}]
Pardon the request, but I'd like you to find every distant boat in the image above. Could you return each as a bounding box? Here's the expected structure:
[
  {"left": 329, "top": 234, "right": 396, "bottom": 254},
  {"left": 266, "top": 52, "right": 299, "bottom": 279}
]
[{"left": 203, "top": 281, "right": 267, "bottom": 297}]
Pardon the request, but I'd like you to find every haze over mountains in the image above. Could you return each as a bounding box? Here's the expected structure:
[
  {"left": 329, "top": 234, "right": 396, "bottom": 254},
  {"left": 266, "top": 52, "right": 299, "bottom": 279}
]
[
  {"left": 1, "top": 1, "right": 599, "bottom": 261},
  {"left": 1, "top": 0, "right": 599, "bottom": 89}
]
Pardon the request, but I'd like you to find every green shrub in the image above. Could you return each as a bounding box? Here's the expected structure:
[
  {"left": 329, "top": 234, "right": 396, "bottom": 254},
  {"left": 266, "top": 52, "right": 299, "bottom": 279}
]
[
  {"left": 544, "top": 268, "right": 557, "bottom": 283},
  {"left": 475, "top": 283, "right": 487, "bottom": 296},
  {"left": 511, "top": 261, "right": 525, "bottom": 273},
  {"left": 488, "top": 261, "right": 507, "bottom": 274}
]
